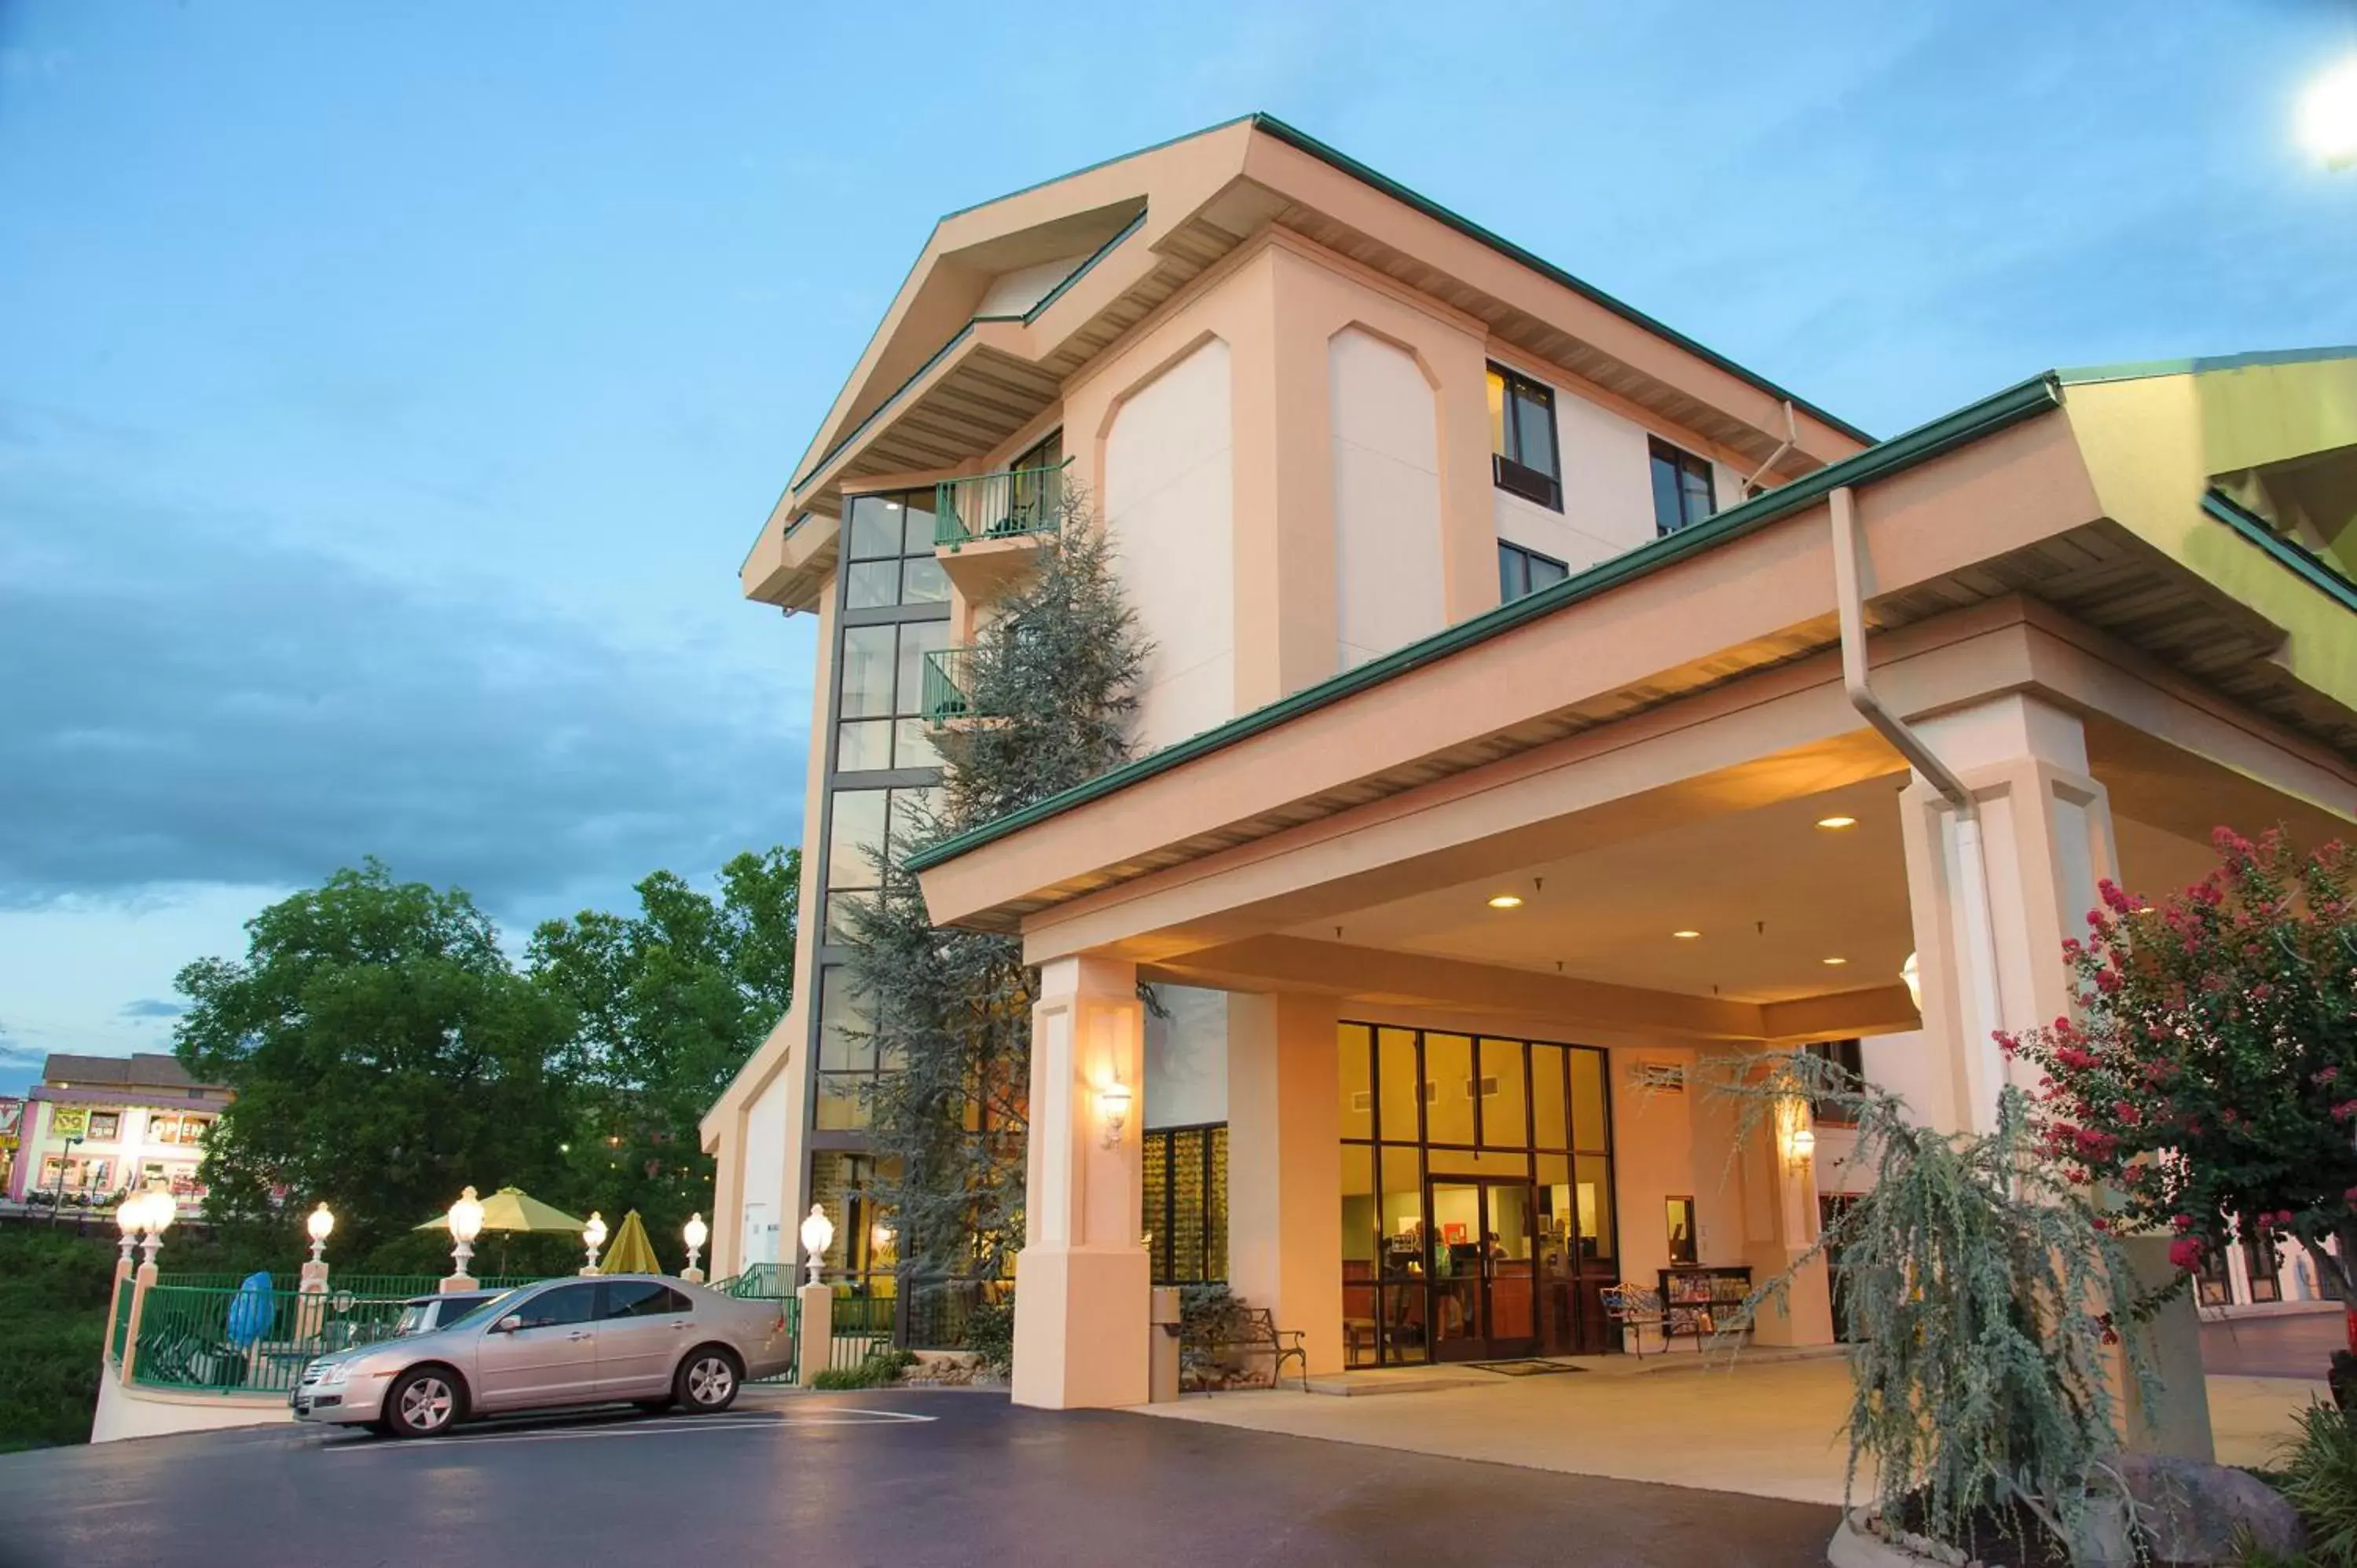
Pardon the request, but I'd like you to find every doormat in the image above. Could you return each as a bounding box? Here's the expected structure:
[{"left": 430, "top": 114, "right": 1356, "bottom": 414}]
[{"left": 1467, "top": 1359, "right": 1584, "bottom": 1377}]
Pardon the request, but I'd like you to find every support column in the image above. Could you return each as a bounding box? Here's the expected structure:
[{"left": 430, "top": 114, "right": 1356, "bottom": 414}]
[
  {"left": 1226, "top": 991, "right": 1343, "bottom": 1375},
  {"left": 1012, "top": 955, "right": 1149, "bottom": 1409},
  {"left": 1898, "top": 694, "right": 2118, "bottom": 1134}
]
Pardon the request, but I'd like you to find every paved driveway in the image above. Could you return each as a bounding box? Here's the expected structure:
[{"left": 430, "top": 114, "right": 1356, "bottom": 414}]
[{"left": 0, "top": 1390, "right": 1838, "bottom": 1568}]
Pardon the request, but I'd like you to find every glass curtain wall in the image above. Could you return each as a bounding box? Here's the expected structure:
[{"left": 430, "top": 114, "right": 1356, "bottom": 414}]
[
  {"left": 804, "top": 487, "right": 951, "bottom": 1302},
  {"left": 1339, "top": 1024, "right": 1617, "bottom": 1366}
]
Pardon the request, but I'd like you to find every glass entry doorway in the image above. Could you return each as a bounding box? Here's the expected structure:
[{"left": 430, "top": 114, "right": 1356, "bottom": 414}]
[{"left": 1426, "top": 1178, "right": 1540, "bottom": 1361}]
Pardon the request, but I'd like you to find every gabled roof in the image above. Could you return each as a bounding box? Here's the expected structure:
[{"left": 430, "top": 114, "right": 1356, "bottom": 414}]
[{"left": 750, "top": 113, "right": 1873, "bottom": 606}]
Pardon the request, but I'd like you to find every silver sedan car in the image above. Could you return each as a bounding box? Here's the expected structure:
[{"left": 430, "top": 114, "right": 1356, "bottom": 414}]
[{"left": 292, "top": 1275, "right": 793, "bottom": 1438}]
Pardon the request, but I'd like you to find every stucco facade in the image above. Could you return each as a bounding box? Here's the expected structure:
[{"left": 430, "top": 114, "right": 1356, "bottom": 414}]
[{"left": 706, "top": 116, "right": 2357, "bottom": 1445}]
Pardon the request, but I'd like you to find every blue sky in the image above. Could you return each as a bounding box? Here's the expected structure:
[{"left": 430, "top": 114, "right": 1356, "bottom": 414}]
[{"left": 2, "top": 1, "right": 2354, "bottom": 1094}]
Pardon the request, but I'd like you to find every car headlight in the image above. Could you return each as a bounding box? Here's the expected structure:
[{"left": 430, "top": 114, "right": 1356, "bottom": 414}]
[{"left": 319, "top": 1361, "right": 352, "bottom": 1387}]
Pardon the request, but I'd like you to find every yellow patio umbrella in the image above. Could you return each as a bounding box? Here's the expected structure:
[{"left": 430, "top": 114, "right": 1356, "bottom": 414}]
[
  {"left": 414, "top": 1185, "right": 588, "bottom": 1274},
  {"left": 599, "top": 1210, "right": 662, "bottom": 1275}
]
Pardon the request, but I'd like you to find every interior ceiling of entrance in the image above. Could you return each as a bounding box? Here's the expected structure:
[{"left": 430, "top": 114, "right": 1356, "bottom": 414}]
[{"left": 1278, "top": 777, "right": 2225, "bottom": 1007}]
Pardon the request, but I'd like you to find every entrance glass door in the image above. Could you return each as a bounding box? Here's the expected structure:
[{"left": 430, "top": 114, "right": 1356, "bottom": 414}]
[{"left": 1427, "top": 1178, "right": 1541, "bottom": 1361}]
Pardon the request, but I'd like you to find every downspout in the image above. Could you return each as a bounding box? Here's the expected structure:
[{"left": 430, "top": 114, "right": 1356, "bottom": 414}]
[
  {"left": 1828, "top": 485, "right": 2008, "bottom": 1134},
  {"left": 1742, "top": 399, "right": 1800, "bottom": 498}
]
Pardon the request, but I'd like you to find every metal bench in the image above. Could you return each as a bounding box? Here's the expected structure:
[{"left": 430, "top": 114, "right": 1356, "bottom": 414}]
[
  {"left": 1600, "top": 1283, "right": 1668, "bottom": 1357},
  {"left": 1196, "top": 1305, "right": 1309, "bottom": 1391}
]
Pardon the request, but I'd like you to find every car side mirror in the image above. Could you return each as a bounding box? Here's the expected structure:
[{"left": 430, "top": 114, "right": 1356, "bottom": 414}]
[{"left": 492, "top": 1314, "right": 522, "bottom": 1335}]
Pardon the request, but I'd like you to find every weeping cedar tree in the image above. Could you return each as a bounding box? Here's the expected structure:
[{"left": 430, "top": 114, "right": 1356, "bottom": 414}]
[
  {"left": 845, "top": 493, "right": 1149, "bottom": 1287},
  {"left": 2007, "top": 828, "right": 2357, "bottom": 1376},
  {"left": 1707, "top": 1051, "right": 2161, "bottom": 1563}
]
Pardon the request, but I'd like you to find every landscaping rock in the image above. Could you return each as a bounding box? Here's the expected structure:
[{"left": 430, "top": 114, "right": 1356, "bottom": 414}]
[{"left": 2111, "top": 1453, "right": 2304, "bottom": 1565}]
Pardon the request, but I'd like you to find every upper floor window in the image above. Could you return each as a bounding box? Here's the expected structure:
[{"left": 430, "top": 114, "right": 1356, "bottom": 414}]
[
  {"left": 843, "top": 491, "right": 951, "bottom": 609},
  {"left": 1486, "top": 365, "right": 1561, "bottom": 511},
  {"left": 1805, "top": 1038, "right": 1864, "bottom": 1127},
  {"left": 1648, "top": 438, "right": 1715, "bottom": 536},
  {"left": 1497, "top": 541, "right": 1569, "bottom": 603}
]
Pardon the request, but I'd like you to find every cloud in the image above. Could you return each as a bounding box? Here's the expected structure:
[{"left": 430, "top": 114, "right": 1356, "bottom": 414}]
[
  {"left": 119, "top": 998, "right": 187, "bottom": 1020},
  {"left": 0, "top": 453, "right": 806, "bottom": 916}
]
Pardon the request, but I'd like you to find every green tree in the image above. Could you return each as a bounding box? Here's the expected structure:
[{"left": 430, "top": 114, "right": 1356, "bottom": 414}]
[
  {"left": 849, "top": 500, "right": 1147, "bottom": 1285},
  {"left": 174, "top": 860, "right": 574, "bottom": 1258},
  {"left": 528, "top": 848, "right": 799, "bottom": 1245}
]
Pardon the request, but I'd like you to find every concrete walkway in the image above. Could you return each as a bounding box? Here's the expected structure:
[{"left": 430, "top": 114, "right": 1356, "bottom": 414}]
[{"left": 1139, "top": 1357, "right": 2328, "bottom": 1504}]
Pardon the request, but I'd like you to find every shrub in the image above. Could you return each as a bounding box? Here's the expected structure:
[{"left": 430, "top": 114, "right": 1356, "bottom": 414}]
[
  {"left": 0, "top": 1228, "right": 119, "bottom": 1452},
  {"left": 808, "top": 1346, "right": 917, "bottom": 1390},
  {"left": 2278, "top": 1402, "right": 2357, "bottom": 1566},
  {"left": 962, "top": 1298, "right": 1014, "bottom": 1376}
]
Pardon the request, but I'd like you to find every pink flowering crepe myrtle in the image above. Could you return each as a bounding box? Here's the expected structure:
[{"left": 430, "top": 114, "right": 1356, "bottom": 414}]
[{"left": 2003, "top": 828, "right": 2357, "bottom": 1357}]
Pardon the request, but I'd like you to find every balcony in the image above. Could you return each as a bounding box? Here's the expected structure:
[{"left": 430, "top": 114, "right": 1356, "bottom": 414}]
[
  {"left": 933, "top": 460, "right": 1070, "bottom": 600},
  {"left": 922, "top": 647, "right": 978, "bottom": 724}
]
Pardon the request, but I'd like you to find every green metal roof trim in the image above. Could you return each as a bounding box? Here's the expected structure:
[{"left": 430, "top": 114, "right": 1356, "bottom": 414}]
[
  {"left": 1244, "top": 115, "right": 1872, "bottom": 446},
  {"left": 2058, "top": 345, "right": 2357, "bottom": 386},
  {"left": 904, "top": 371, "right": 2063, "bottom": 877},
  {"left": 2202, "top": 489, "right": 2357, "bottom": 615}
]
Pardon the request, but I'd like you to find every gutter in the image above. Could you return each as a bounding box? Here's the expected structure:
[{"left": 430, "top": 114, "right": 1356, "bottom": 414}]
[
  {"left": 1828, "top": 483, "right": 2007, "bottom": 1134},
  {"left": 906, "top": 371, "right": 2062, "bottom": 878}
]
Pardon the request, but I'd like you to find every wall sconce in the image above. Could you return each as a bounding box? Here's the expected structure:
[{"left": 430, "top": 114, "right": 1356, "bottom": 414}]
[
  {"left": 1901, "top": 951, "right": 1922, "bottom": 1012},
  {"left": 1787, "top": 1126, "right": 1816, "bottom": 1171},
  {"left": 1098, "top": 1079, "right": 1133, "bottom": 1149}
]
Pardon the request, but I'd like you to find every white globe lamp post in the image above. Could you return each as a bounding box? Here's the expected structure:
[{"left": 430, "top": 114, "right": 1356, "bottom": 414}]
[
  {"left": 444, "top": 1185, "right": 486, "bottom": 1292},
  {"left": 682, "top": 1213, "right": 709, "bottom": 1283},
  {"left": 800, "top": 1203, "right": 834, "bottom": 1288},
  {"left": 581, "top": 1211, "right": 607, "bottom": 1277}
]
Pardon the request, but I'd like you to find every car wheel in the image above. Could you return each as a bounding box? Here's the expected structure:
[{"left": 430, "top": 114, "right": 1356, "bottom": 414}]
[
  {"left": 383, "top": 1367, "right": 463, "bottom": 1438},
  {"left": 673, "top": 1347, "right": 742, "bottom": 1414}
]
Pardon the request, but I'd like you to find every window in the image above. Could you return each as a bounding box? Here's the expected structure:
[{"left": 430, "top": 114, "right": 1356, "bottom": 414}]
[
  {"left": 835, "top": 622, "right": 949, "bottom": 775},
  {"left": 1648, "top": 438, "right": 1715, "bottom": 535},
  {"left": 1486, "top": 365, "right": 1561, "bottom": 510},
  {"left": 599, "top": 1280, "right": 690, "bottom": 1319},
  {"left": 1497, "top": 541, "right": 1570, "bottom": 603},
  {"left": 178, "top": 1116, "right": 209, "bottom": 1145},
  {"left": 843, "top": 491, "right": 949, "bottom": 606},
  {"left": 1666, "top": 1196, "right": 1699, "bottom": 1266},
  {"left": 86, "top": 1112, "right": 119, "bottom": 1141},
  {"left": 147, "top": 1115, "right": 178, "bottom": 1142},
  {"left": 1805, "top": 1039, "right": 1864, "bottom": 1127},
  {"left": 1142, "top": 1124, "right": 1229, "bottom": 1284},
  {"left": 510, "top": 1282, "right": 599, "bottom": 1329}
]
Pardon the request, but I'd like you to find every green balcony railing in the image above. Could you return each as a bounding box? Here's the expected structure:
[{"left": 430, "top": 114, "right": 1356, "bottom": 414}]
[
  {"left": 922, "top": 647, "right": 977, "bottom": 724},
  {"left": 110, "top": 1276, "right": 135, "bottom": 1363},
  {"left": 934, "top": 459, "right": 1070, "bottom": 550}
]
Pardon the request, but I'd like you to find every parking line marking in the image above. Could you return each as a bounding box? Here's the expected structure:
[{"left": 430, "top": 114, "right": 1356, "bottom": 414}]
[{"left": 321, "top": 1409, "right": 936, "bottom": 1452}]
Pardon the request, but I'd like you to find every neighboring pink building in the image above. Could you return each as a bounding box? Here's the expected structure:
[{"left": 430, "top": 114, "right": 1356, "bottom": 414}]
[
  {"left": 702, "top": 114, "right": 2357, "bottom": 1428},
  {"left": 7, "top": 1053, "right": 231, "bottom": 1209}
]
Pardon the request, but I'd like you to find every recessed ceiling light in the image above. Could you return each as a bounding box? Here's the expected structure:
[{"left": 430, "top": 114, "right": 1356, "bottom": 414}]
[
  {"left": 1670, "top": 929, "right": 1702, "bottom": 940},
  {"left": 1487, "top": 894, "right": 1523, "bottom": 910},
  {"left": 1816, "top": 815, "right": 1857, "bottom": 830},
  {"left": 1821, "top": 956, "right": 1848, "bottom": 965}
]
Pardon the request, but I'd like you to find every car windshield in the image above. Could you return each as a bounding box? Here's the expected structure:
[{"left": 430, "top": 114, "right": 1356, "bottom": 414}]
[
  {"left": 392, "top": 1303, "right": 434, "bottom": 1336},
  {"left": 438, "top": 1288, "right": 529, "bottom": 1334}
]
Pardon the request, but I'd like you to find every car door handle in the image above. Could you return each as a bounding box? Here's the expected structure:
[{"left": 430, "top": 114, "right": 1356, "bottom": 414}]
[{"left": 567, "top": 1331, "right": 591, "bottom": 1342}]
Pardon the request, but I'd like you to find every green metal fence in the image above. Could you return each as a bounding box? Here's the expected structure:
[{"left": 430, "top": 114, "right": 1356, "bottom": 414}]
[
  {"left": 715, "top": 1262, "right": 794, "bottom": 1299},
  {"left": 109, "top": 1277, "right": 135, "bottom": 1363},
  {"left": 933, "top": 459, "right": 1069, "bottom": 549},
  {"left": 131, "top": 1285, "right": 355, "bottom": 1394}
]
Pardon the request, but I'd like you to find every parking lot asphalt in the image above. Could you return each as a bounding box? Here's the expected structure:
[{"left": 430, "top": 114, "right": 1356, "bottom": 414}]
[{"left": 0, "top": 1390, "right": 1838, "bottom": 1567}]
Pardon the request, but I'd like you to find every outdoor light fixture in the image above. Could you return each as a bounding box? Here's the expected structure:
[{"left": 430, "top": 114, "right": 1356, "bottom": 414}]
[
  {"left": 1901, "top": 951, "right": 1923, "bottom": 1011},
  {"left": 1486, "top": 893, "right": 1524, "bottom": 909},
  {"left": 581, "top": 1211, "right": 607, "bottom": 1276},
  {"left": 683, "top": 1212, "right": 709, "bottom": 1279},
  {"left": 306, "top": 1203, "right": 335, "bottom": 1264},
  {"left": 800, "top": 1203, "right": 834, "bottom": 1288},
  {"left": 1815, "top": 815, "right": 1857, "bottom": 830},
  {"left": 1670, "top": 929, "right": 1702, "bottom": 940},
  {"left": 445, "top": 1185, "right": 486, "bottom": 1281},
  {"left": 115, "top": 1193, "right": 146, "bottom": 1262},
  {"left": 2299, "top": 54, "right": 2357, "bottom": 168},
  {"left": 1098, "top": 1078, "right": 1133, "bottom": 1148},
  {"left": 1788, "top": 1126, "right": 1817, "bottom": 1169},
  {"left": 139, "top": 1187, "right": 175, "bottom": 1267}
]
